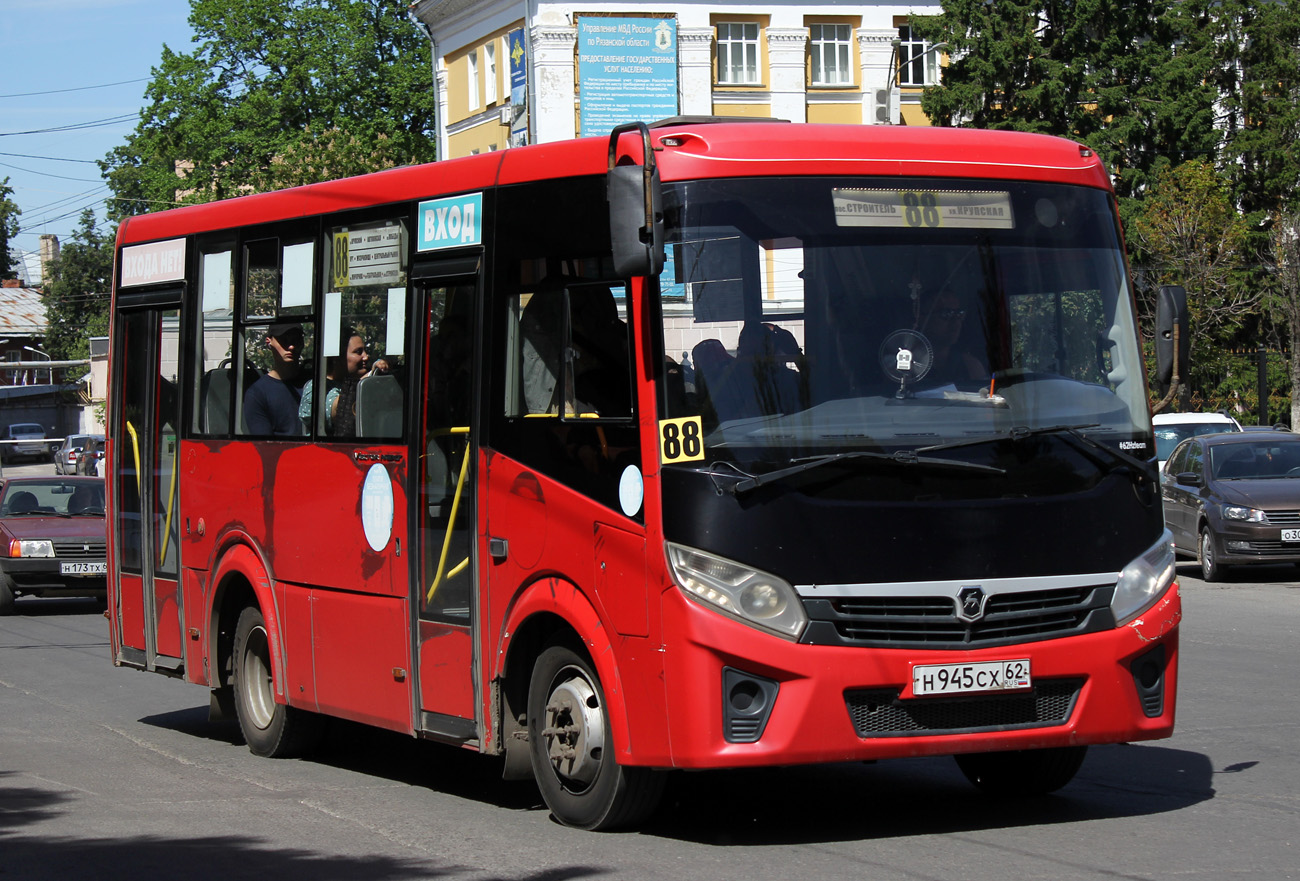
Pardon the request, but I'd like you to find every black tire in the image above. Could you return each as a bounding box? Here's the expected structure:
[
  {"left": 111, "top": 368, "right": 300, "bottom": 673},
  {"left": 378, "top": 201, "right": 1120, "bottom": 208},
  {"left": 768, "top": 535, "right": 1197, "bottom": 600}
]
[
  {"left": 956, "top": 745, "right": 1087, "bottom": 796},
  {"left": 0, "top": 572, "right": 15, "bottom": 615},
  {"left": 232, "top": 606, "right": 324, "bottom": 757},
  {"left": 527, "top": 643, "right": 664, "bottom": 830},
  {"left": 1199, "top": 526, "right": 1228, "bottom": 582}
]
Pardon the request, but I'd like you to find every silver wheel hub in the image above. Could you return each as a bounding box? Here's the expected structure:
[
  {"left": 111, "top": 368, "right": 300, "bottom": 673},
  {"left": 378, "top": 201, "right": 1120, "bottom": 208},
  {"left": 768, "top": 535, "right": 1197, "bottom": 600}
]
[{"left": 541, "top": 669, "right": 604, "bottom": 788}]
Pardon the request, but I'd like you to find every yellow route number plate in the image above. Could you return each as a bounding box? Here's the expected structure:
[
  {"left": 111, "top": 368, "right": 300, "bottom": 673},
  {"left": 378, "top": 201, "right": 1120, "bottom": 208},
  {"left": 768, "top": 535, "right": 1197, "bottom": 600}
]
[{"left": 659, "top": 416, "right": 705, "bottom": 463}]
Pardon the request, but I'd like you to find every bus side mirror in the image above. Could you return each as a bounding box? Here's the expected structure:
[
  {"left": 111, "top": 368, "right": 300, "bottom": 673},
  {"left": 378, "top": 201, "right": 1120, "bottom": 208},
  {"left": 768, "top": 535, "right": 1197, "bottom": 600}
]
[
  {"left": 607, "top": 122, "right": 664, "bottom": 278},
  {"left": 1155, "top": 284, "right": 1188, "bottom": 388}
]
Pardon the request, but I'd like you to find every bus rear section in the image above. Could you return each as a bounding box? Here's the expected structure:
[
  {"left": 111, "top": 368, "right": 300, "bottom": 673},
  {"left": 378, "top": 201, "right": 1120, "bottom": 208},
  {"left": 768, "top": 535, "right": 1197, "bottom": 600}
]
[{"left": 105, "top": 120, "right": 1179, "bottom": 832}]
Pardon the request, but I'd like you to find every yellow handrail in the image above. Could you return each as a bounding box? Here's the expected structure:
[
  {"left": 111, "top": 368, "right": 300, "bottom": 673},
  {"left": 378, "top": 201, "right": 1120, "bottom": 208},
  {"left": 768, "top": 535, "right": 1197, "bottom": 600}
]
[
  {"left": 158, "top": 436, "right": 178, "bottom": 566},
  {"left": 426, "top": 427, "right": 471, "bottom": 604},
  {"left": 125, "top": 421, "right": 142, "bottom": 494}
]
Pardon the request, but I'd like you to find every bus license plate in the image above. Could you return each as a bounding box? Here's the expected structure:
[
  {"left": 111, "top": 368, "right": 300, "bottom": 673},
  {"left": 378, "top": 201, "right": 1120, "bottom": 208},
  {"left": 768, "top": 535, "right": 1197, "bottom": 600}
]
[
  {"left": 911, "top": 659, "right": 1031, "bottom": 697},
  {"left": 1282, "top": 529, "right": 1300, "bottom": 542},
  {"left": 60, "top": 562, "right": 107, "bottom": 575}
]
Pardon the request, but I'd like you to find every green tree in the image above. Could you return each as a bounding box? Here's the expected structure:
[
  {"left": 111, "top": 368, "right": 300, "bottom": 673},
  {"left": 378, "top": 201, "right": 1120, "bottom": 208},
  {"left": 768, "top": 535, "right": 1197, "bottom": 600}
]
[
  {"left": 41, "top": 209, "right": 113, "bottom": 382},
  {"left": 1133, "top": 161, "right": 1257, "bottom": 405},
  {"left": 1211, "top": 0, "right": 1300, "bottom": 217},
  {"left": 1266, "top": 212, "right": 1300, "bottom": 428},
  {"left": 912, "top": 1, "right": 1219, "bottom": 208},
  {"left": 101, "top": 0, "right": 437, "bottom": 218},
  {"left": 1, "top": 177, "right": 20, "bottom": 280}
]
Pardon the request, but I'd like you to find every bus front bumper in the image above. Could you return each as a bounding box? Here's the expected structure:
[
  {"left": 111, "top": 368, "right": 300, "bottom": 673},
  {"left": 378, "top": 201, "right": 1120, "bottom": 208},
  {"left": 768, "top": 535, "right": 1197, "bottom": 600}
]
[{"left": 654, "top": 582, "right": 1180, "bottom": 769}]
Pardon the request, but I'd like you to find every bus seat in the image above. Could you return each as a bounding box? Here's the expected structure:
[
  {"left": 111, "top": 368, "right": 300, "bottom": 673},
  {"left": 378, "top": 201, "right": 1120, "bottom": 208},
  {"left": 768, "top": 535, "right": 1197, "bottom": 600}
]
[
  {"left": 356, "top": 374, "right": 403, "bottom": 437},
  {"left": 425, "top": 437, "right": 450, "bottom": 518},
  {"left": 200, "top": 367, "right": 233, "bottom": 432}
]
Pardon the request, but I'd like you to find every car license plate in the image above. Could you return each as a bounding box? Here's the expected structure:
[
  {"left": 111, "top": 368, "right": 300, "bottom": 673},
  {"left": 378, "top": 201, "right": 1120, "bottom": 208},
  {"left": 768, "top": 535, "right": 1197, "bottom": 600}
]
[
  {"left": 60, "top": 562, "right": 107, "bottom": 575},
  {"left": 1282, "top": 529, "right": 1300, "bottom": 542},
  {"left": 911, "top": 659, "right": 1031, "bottom": 697}
]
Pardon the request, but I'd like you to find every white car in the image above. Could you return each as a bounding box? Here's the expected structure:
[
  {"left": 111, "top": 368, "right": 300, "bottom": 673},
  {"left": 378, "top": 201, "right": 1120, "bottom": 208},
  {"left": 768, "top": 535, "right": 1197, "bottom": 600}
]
[{"left": 1152, "top": 411, "right": 1243, "bottom": 469}]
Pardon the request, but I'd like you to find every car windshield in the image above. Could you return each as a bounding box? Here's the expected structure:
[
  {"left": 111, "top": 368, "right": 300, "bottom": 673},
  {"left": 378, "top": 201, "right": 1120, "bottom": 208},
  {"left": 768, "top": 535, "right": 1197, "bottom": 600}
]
[
  {"left": 0, "top": 481, "right": 105, "bottom": 516},
  {"left": 1155, "top": 422, "right": 1238, "bottom": 460},
  {"left": 656, "top": 176, "right": 1150, "bottom": 471},
  {"left": 1210, "top": 442, "right": 1300, "bottom": 480}
]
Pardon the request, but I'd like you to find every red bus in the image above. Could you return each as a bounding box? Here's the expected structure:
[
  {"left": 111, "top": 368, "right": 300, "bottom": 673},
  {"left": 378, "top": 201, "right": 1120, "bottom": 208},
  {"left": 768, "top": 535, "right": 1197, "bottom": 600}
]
[{"left": 107, "top": 119, "right": 1180, "bottom": 830}]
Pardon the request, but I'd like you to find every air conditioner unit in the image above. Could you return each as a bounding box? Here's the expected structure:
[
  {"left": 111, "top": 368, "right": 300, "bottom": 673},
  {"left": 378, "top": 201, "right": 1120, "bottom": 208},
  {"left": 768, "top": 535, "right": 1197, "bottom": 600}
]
[{"left": 499, "top": 105, "right": 511, "bottom": 125}]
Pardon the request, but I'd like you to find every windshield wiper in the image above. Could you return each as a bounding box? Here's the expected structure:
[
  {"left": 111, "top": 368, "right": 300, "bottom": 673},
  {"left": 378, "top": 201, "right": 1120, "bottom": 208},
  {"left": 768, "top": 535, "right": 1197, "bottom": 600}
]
[{"left": 721, "top": 450, "right": 1005, "bottom": 495}]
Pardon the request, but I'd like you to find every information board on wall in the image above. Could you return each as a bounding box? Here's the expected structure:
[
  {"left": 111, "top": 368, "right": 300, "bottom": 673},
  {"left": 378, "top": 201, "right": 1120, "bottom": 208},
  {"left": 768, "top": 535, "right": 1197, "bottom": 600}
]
[
  {"left": 508, "top": 27, "right": 529, "bottom": 147},
  {"left": 578, "top": 17, "right": 678, "bottom": 137}
]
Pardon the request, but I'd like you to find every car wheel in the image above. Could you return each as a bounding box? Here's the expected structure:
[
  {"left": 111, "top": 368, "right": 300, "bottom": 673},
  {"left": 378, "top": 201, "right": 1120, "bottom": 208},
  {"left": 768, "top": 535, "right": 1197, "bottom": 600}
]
[
  {"left": 0, "top": 573, "right": 15, "bottom": 615},
  {"left": 528, "top": 642, "right": 664, "bottom": 830},
  {"left": 955, "top": 746, "right": 1088, "bottom": 796},
  {"left": 232, "top": 606, "right": 324, "bottom": 758},
  {"left": 1199, "top": 526, "right": 1228, "bottom": 582}
]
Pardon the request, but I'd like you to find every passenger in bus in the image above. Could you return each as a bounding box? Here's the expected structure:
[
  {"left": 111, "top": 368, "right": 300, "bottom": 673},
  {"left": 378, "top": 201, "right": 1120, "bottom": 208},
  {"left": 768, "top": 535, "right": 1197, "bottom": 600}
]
[
  {"left": 299, "top": 326, "right": 383, "bottom": 438},
  {"left": 917, "top": 289, "right": 986, "bottom": 390},
  {"left": 245, "top": 323, "right": 306, "bottom": 436},
  {"left": 570, "top": 286, "right": 631, "bottom": 416}
]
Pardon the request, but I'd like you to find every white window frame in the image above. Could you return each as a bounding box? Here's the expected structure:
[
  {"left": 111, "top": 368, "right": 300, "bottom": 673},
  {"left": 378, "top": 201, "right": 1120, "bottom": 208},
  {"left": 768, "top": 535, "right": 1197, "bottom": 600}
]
[
  {"left": 809, "top": 23, "right": 852, "bottom": 87},
  {"left": 485, "top": 41, "right": 498, "bottom": 105},
  {"left": 716, "top": 22, "right": 761, "bottom": 85},
  {"left": 897, "top": 25, "right": 937, "bottom": 87},
  {"left": 468, "top": 49, "right": 480, "bottom": 109}
]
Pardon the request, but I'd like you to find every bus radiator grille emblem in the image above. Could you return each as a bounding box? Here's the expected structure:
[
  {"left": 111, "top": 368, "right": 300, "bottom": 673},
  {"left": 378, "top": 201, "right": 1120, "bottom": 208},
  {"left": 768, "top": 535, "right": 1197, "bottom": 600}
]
[{"left": 956, "top": 586, "right": 987, "bottom": 623}]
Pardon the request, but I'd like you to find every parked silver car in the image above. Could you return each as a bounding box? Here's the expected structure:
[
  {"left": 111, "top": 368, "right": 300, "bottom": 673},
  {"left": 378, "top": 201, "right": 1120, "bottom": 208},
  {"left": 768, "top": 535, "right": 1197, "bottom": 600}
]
[
  {"left": 54, "top": 434, "right": 104, "bottom": 475},
  {"left": 1, "top": 423, "right": 50, "bottom": 464}
]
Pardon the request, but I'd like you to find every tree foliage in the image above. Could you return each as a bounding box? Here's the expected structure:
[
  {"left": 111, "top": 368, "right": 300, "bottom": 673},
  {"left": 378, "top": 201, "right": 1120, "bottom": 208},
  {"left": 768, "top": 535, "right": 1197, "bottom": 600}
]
[
  {"left": 41, "top": 210, "right": 113, "bottom": 382},
  {"left": 1132, "top": 160, "right": 1256, "bottom": 338},
  {"left": 1211, "top": 0, "right": 1300, "bottom": 217},
  {"left": 100, "top": 0, "right": 437, "bottom": 218},
  {"left": 1, "top": 177, "right": 20, "bottom": 280},
  {"left": 1267, "top": 213, "right": 1300, "bottom": 428},
  {"left": 911, "top": 0, "right": 1219, "bottom": 207}
]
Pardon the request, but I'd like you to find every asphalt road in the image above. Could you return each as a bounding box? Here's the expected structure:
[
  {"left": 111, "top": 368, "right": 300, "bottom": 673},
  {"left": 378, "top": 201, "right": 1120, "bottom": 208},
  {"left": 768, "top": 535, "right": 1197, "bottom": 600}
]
[{"left": 2, "top": 476, "right": 1297, "bottom": 878}]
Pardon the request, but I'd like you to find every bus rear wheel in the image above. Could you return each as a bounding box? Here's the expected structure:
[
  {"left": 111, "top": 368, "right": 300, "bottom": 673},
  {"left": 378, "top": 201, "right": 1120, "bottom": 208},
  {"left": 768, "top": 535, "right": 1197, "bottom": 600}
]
[
  {"left": 232, "top": 606, "right": 324, "bottom": 758},
  {"left": 955, "top": 745, "right": 1087, "bottom": 796},
  {"left": 527, "top": 643, "right": 664, "bottom": 830}
]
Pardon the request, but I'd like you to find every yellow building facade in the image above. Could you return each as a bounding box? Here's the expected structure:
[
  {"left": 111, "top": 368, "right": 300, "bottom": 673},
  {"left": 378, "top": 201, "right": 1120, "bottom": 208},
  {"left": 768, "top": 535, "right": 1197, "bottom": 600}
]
[{"left": 411, "top": 1, "right": 944, "bottom": 160}]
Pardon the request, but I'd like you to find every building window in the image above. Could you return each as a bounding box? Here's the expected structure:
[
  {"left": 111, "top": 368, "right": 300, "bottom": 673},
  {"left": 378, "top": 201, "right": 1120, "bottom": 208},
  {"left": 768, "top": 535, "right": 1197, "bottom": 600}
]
[
  {"left": 468, "top": 49, "right": 479, "bottom": 109},
  {"left": 897, "top": 26, "right": 935, "bottom": 87},
  {"left": 716, "top": 22, "right": 760, "bottom": 85},
  {"left": 485, "top": 41, "right": 498, "bottom": 105},
  {"left": 809, "top": 24, "right": 852, "bottom": 86}
]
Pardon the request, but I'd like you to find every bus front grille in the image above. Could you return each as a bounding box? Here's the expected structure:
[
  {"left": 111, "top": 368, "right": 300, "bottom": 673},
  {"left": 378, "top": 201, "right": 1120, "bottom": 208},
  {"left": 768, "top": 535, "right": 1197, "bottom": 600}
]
[
  {"left": 844, "top": 678, "right": 1083, "bottom": 738},
  {"left": 803, "top": 584, "right": 1114, "bottom": 649}
]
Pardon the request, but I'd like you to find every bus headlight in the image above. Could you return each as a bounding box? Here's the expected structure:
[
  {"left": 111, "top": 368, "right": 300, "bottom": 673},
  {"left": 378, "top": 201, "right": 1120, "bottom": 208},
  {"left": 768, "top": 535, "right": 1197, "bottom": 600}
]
[
  {"left": 1111, "top": 530, "right": 1176, "bottom": 625},
  {"left": 666, "top": 543, "right": 807, "bottom": 640}
]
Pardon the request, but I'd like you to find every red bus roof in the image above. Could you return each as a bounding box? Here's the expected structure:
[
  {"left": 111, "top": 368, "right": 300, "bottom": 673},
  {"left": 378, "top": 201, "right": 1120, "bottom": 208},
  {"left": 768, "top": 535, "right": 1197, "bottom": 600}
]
[{"left": 118, "top": 122, "right": 1110, "bottom": 247}]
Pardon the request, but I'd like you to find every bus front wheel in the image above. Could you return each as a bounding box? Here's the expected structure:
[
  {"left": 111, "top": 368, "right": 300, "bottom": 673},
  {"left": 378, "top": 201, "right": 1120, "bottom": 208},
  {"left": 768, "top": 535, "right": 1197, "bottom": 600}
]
[
  {"left": 232, "top": 606, "right": 323, "bottom": 758},
  {"left": 527, "top": 643, "right": 663, "bottom": 830},
  {"left": 955, "top": 745, "right": 1087, "bottom": 796}
]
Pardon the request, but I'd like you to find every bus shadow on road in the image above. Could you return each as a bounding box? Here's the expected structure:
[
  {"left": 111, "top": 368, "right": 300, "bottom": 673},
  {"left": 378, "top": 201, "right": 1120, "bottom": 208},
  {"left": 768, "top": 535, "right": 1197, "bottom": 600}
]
[
  {"left": 140, "top": 707, "right": 1213, "bottom": 841},
  {"left": 645, "top": 742, "right": 1215, "bottom": 844}
]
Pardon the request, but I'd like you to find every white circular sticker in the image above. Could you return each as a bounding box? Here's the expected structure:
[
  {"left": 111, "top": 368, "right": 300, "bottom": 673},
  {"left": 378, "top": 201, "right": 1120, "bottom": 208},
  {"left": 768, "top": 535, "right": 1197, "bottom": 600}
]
[
  {"left": 361, "top": 463, "right": 394, "bottom": 552},
  {"left": 618, "top": 465, "right": 644, "bottom": 518}
]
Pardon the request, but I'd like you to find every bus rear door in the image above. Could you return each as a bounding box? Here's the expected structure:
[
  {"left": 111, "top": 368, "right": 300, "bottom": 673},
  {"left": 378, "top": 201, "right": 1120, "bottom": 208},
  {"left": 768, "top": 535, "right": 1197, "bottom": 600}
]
[{"left": 111, "top": 302, "right": 185, "bottom": 674}]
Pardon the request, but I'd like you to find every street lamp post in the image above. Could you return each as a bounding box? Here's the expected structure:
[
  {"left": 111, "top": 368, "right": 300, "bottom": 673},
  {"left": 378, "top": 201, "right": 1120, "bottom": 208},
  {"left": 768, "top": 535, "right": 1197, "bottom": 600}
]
[{"left": 22, "top": 345, "right": 52, "bottom": 385}]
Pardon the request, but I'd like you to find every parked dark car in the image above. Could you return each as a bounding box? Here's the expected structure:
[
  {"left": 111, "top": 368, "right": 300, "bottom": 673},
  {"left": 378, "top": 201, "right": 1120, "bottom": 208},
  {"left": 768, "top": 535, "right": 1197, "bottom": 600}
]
[
  {"left": 74, "top": 437, "right": 105, "bottom": 476},
  {"left": 1161, "top": 431, "right": 1300, "bottom": 581},
  {"left": 0, "top": 477, "right": 107, "bottom": 614},
  {"left": 55, "top": 433, "right": 105, "bottom": 475}
]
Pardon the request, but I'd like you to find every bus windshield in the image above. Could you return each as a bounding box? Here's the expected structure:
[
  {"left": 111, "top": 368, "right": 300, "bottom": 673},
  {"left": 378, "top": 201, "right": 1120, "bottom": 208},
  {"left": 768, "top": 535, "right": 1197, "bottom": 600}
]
[{"left": 657, "top": 176, "right": 1149, "bottom": 469}]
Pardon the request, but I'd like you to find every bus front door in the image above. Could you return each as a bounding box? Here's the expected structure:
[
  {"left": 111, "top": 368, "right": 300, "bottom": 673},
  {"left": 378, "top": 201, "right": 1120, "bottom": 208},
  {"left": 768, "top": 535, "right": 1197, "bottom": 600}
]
[
  {"left": 112, "top": 306, "right": 185, "bottom": 674},
  {"left": 414, "top": 277, "right": 479, "bottom": 743}
]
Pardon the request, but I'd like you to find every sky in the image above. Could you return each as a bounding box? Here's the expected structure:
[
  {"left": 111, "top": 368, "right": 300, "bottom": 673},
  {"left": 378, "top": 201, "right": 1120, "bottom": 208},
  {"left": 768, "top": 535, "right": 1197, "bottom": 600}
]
[{"left": 1, "top": 0, "right": 194, "bottom": 284}]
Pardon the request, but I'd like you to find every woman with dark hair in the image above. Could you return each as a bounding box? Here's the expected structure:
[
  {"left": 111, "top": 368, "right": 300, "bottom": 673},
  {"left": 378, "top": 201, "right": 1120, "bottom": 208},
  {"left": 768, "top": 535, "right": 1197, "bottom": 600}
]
[{"left": 299, "top": 326, "right": 375, "bottom": 436}]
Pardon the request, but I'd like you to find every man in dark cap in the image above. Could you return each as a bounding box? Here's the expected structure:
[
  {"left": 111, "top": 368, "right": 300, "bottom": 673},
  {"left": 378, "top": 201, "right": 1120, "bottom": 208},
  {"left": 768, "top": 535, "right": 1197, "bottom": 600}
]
[{"left": 245, "top": 322, "right": 305, "bottom": 436}]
